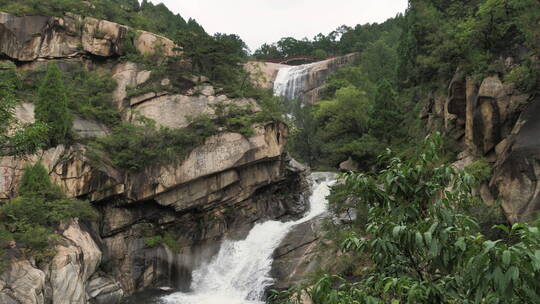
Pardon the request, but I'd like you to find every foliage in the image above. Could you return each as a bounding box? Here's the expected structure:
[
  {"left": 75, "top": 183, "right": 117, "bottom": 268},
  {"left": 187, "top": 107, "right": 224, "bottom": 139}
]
[
  {"left": 397, "top": 0, "right": 540, "bottom": 89},
  {"left": 253, "top": 19, "right": 402, "bottom": 59},
  {"left": 283, "top": 18, "right": 405, "bottom": 170},
  {"left": 144, "top": 232, "right": 181, "bottom": 253},
  {"left": 369, "top": 80, "right": 403, "bottom": 144},
  {"left": 89, "top": 117, "right": 216, "bottom": 172},
  {"left": 66, "top": 66, "right": 119, "bottom": 127},
  {"left": 288, "top": 100, "right": 322, "bottom": 166},
  {"left": 0, "top": 62, "right": 48, "bottom": 156},
  {"left": 19, "top": 163, "right": 63, "bottom": 200},
  {"left": 504, "top": 58, "right": 540, "bottom": 95},
  {"left": 35, "top": 64, "right": 72, "bottom": 146},
  {"left": 91, "top": 91, "right": 283, "bottom": 172},
  {"left": 274, "top": 134, "right": 540, "bottom": 304},
  {"left": 173, "top": 31, "right": 253, "bottom": 97},
  {"left": 0, "top": 163, "right": 97, "bottom": 263}
]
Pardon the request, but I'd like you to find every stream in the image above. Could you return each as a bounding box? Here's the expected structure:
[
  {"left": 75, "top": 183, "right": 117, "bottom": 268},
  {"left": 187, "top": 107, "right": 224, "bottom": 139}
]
[{"left": 123, "top": 172, "right": 336, "bottom": 304}]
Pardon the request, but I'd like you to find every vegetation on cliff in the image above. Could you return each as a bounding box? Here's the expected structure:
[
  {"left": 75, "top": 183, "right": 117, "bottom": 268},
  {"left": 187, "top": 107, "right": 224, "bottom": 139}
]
[
  {"left": 0, "top": 0, "right": 204, "bottom": 40},
  {"left": 0, "top": 163, "right": 97, "bottom": 266},
  {"left": 0, "top": 62, "right": 48, "bottom": 155},
  {"left": 35, "top": 65, "right": 73, "bottom": 146}
]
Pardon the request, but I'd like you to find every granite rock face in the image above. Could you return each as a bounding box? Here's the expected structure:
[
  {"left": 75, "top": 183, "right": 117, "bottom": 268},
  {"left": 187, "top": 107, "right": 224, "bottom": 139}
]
[
  {"left": 0, "top": 12, "right": 179, "bottom": 62},
  {"left": 0, "top": 221, "right": 117, "bottom": 304},
  {"left": 423, "top": 66, "right": 536, "bottom": 223},
  {"left": 247, "top": 53, "right": 358, "bottom": 104}
]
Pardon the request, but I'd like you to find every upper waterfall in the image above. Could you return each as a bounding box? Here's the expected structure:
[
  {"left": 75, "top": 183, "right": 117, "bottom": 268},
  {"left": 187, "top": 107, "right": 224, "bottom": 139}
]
[
  {"left": 161, "top": 172, "right": 337, "bottom": 304},
  {"left": 273, "top": 63, "right": 316, "bottom": 101}
]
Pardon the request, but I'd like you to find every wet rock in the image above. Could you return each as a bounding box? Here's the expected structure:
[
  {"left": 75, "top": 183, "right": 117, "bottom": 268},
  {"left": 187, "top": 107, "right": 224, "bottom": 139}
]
[
  {"left": 86, "top": 276, "right": 124, "bottom": 304},
  {"left": 247, "top": 53, "right": 358, "bottom": 103},
  {"left": 473, "top": 76, "right": 503, "bottom": 154},
  {"left": 271, "top": 220, "right": 321, "bottom": 289}
]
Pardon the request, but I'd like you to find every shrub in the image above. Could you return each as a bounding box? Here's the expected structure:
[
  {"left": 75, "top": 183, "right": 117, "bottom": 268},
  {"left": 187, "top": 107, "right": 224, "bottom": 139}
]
[
  {"left": 67, "top": 66, "right": 119, "bottom": 128},
  {"left": 19, "top": 163, "right": 63, "bottom": 200},
  {"left": 90, "top": 117, "right": 217, "bottom": 172},
  {"left": 0, "top": 163, "right": 97, "bottom": 263},
  {"left": 144, "top": 232, "right": 181, "bottom": 253}
]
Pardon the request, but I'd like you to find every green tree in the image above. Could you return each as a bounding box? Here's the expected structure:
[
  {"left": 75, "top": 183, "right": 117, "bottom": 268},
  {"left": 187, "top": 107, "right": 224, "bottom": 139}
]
[
  {"left": 0, "top": 62, "right": 18, "bottom": 142},
  {"left": 0, "top": 163, "right": 97, "bottom": 262},
  {"left": 19, "top": 163, "right": 63, "bottom": 200},
  {"left": 35, "top": 64, "right": 72, "bottom": 146},
  {"left": 274, "top": 134, "right": 540, "bottom": 304},
  {"left": 0, "top": 62, "right": 48, "bottom": 156},
  {"left": 289, "top": 100, "right": 321, "bottom": 166},
  {"left": 369, "top": 80, "right": 403, "bottom": 143}
]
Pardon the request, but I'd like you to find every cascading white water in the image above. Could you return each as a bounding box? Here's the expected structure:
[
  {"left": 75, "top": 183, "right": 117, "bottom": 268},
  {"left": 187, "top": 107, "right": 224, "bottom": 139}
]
[
  {"left": 273, "top": 63, "right": 316, "bottom": 100},
  {"left": 161, "top": 172, "right": 337, "bottom": 304}
]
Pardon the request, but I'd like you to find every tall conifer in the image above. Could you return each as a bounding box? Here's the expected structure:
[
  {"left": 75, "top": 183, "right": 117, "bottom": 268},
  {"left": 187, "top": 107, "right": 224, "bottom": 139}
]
[{"left": 35, "top": 64, "right": 72, "bottom": 146}]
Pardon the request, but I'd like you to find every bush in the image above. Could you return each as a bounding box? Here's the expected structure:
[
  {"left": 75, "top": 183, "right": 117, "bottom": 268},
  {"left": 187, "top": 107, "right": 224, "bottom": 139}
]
[
  {"left": 0, "top": 163, "right": 97, "bottom": 262},
  {"left": 144, "top": 232, "right": 181, "bottom": 253},
  {"left": 67, "top": 66, "right": 119, "bottom": 127},
  {"left": 504, "top": 59, "right": 540, "bottom": 95},
  {"left": 90, "top": 117, "right": 217, "bottom": 172},
  {"left": 19, "top": 163, "right": 63, "bottom": 200}
]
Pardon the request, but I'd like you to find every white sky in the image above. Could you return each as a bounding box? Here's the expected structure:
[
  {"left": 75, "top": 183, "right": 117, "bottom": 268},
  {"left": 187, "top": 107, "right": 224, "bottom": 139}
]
[{"left": 149, "top": 0, "right": 409, "bottom": 52}]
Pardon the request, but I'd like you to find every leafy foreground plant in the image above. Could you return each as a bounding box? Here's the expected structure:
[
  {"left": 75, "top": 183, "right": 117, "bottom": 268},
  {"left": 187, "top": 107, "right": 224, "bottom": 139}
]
[{"left": 271, "top": 133, "right": 540, "bottom": 304}]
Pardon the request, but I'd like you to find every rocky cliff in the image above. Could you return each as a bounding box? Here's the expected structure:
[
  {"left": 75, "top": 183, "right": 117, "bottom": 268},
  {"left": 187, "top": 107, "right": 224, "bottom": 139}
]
[
  {"left": 247, "top": 53, "right": 358, "bottom": 104},
  {"left": 422, "top": 63, "right": 539, "bottom": 223},
  {"left": 0, "top": 12, "right": 309, "bottom": 304}
]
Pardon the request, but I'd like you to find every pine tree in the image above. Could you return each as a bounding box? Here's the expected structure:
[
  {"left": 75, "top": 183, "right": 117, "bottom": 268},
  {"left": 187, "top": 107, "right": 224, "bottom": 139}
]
[
  {"left": 19, "top": 163, "right": 62, "bottom": 200},
  {"left": 35, "top": 64, "right": 72, "bottom": 146}
]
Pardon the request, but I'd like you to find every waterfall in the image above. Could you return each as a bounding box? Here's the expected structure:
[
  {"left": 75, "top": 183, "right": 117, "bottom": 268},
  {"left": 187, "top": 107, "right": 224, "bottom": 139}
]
[
  {"left": 161, "top": 172, "right": 337, "bottom": 304},
  {"left": 273, "top": 63, "right": 315, "bottom": 100}
]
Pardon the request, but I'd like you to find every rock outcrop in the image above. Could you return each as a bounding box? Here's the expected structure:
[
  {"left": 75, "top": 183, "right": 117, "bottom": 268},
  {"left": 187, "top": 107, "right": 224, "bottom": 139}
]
[
  {"left": 248, "top": 53, "right": 358, "bottom": 104},
  {"left": 423, "top": 65, "right": 536, "bottom": 223},
  {"left": 0, "top": 221, "right": 119, "bottom": 304},
  {"left": 0, "top": 12, "right": 179, "bottom": 62}
]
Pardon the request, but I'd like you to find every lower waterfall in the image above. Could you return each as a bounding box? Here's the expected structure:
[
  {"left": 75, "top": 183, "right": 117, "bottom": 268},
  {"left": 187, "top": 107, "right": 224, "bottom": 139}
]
[{"left": 161, "top": 172, "right": 337, "bottom": 304}]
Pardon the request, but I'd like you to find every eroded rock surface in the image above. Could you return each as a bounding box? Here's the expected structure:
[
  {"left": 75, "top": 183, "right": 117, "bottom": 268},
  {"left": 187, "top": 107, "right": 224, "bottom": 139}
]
[
  {"left": 0, "top": 12, "right": 179, "bottom": 62},
  {"left": 423, "top": 66, "right": 536, "bottom": 223}
]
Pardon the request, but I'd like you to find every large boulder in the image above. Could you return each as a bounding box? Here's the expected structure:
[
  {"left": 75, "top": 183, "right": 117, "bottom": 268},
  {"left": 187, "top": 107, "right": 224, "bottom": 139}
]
[{"left": 49, "top": 221, "right": 103, "bottom": 304}]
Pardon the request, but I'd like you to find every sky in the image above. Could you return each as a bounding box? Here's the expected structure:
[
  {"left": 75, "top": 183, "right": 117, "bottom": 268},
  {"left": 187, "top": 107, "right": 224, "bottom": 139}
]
[{"left": 149, "top": 0, "right": 409, "bottom": 52}]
